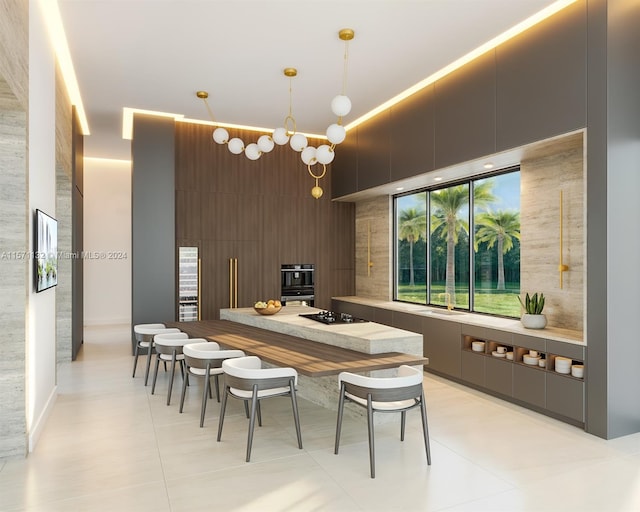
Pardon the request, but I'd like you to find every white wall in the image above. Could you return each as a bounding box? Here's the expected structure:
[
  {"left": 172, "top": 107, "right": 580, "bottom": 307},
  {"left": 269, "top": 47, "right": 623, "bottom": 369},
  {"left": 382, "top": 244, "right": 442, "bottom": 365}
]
[
  {"left": 27, "top": 0, "right": 57, "bottom": 450},
  {"left": 83, "top": 157, "right": 132, "bottom": 326}
]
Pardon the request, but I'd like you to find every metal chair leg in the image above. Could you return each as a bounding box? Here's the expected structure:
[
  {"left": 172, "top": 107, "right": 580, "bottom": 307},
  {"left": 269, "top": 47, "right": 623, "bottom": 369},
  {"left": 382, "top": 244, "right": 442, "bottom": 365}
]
[
  {"left": 200, "top": 371, "right": 209, "bottom": 427},
  {"left": 367, "top": 395, "right": 376, "bottom": 479},
  {"left": 334, "top": 383, "right": 346, "bottom": 454},
  {"left": 132, "top": 343, "right": 140, "bottom": 378},
  {"left": 290, "top": 380, "right": 303, "bottom": 449},
  {"left": 420, "top": 392, "right": 432, "bottom": 465},
  {"left": 213, "top": 374, "right": 220, "bottom": 402},
  {"left": 401, "top": 410, "right": 406, "bottom": 441},
  {"left": 246, "top": 386, "right": 259, "bottom": 462},
  {"left": 151, "top": 355, "right": 161, "bottom": 394},
  {"left": 144, "top": 343, "right": 154, "bottom": 386},
  {"left": 166, "top": 353, "right": 177, "bottom": 405},
  {"left": 179, "top": 369, "right": 189, "bottom": 413},
  {"left": 217, "top": 386, "right": 230, "bottom": 442}
]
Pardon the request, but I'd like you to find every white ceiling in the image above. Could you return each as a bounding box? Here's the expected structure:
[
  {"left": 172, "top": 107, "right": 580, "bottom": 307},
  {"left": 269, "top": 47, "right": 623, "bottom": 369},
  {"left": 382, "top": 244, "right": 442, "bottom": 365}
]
[{"left": 58, "top": 0, "right": 559, "bottom": 161}]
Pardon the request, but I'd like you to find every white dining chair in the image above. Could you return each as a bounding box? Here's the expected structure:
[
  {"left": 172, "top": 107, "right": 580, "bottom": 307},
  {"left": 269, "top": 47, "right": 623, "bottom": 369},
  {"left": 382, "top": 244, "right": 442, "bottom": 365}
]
[
  {"left": 132, "top": 323, "right": 182, "bottom": 385},
  {"left": 151, "top": 332, "right": 191, "bottom": 405},
  {"left": 334, "top": 365, "right": 431, "bottom": 478},
  {"left": 217, "top": 355, "right": 303, "bottom": 462},
  {"left": 180, "top": 342, "right": 246, "bottom": 427}
]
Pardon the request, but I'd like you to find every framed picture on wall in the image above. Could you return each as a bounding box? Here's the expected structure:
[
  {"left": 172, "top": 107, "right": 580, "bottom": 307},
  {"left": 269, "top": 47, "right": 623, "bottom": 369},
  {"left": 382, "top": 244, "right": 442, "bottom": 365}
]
[{"left": 34, "top": 209, "right": 58, "bottom": 292}]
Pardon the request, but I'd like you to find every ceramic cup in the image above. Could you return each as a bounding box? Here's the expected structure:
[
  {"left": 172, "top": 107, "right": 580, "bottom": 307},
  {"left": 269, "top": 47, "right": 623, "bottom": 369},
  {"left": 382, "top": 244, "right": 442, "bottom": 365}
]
[
  {"left": 529, "top": 350, "right": 539, "bottom": 358},
  {"left": 538, "top": 358, "right": 546, "bottom": 368},
  {"left": 497, "top": 346, "right": 507, "bottom": 354},
  {"left": 571, "top": 364, "right": 584, "bottom": 378}
]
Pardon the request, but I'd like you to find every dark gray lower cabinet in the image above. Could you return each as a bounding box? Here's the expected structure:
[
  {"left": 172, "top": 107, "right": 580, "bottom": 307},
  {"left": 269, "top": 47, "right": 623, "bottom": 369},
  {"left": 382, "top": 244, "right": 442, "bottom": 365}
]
[
  {"left": 391, "top": 311, "right": 423, "bottom": 333},
  {"left": 485, "top": 357, "right": 513, "bottom": 396},
  {"left": 546, "top": 372, "right": 584, "bottom": 422},
  {"left": 330, "top": 299, "right": 585, "bottom": 428},
  {"left": 461, "top": 351, "right": 485, "bottom": 387},
  {"left": 423, "top": 317, "right": 461, "bottom": 378},
  {"left": 514, "top": 364, "right": 546, "bottom": 409}
]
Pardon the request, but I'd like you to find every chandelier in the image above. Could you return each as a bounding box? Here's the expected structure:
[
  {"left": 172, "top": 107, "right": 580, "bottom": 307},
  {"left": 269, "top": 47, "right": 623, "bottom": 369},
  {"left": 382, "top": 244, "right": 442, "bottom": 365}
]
[{"left": 197, "top": 28, "right": 355, "bottom": 199}]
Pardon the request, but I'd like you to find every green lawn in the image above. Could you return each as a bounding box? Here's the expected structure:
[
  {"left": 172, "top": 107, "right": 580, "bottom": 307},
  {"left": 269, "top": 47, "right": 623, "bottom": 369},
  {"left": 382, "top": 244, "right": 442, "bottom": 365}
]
[{"left": 397, "top": 284, "right": 521, "bottom": 318}]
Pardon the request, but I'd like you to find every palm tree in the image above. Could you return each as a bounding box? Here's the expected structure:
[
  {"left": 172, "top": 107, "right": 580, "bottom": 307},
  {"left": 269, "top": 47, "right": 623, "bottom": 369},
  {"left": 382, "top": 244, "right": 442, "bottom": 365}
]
[
  {"left": 474, "top": 210, "right": 521, "bottom": 290},
  {"left": 398, "top": 207, "right": 427, "bottom": 286},
  {"left": 430, "top": 183, "right": 494, "bottom": 304}
]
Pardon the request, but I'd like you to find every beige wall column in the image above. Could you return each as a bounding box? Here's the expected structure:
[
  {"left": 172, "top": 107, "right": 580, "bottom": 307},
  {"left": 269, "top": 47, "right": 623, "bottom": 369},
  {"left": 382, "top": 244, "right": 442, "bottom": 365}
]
[{"left": 355, "top": 196, "right": 392, "bottom": 300}]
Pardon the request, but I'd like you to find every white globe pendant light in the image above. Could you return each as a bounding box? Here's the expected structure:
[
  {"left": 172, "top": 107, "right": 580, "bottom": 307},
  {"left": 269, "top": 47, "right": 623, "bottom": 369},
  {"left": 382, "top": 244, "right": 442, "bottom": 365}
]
[
  {"left": 227, "top": 138, "right": 244, "bottom": 155},
  {"left": 272, "top": 127, "right": 289, "bottom": 145},
  {"left": 245, "top": 143, "right": 261, "bottom": 160},
  {"left": 301, "top": 146, "right": 317, "bottom": 165},
  {"left": 290, "top": 133, "right": 308, "bottom": 152},
  {"left": 326, "top": 123, "right": 346, "bottom": 145},
  {"left": 331, "top": 95, "right": 351, "bottom": 117},
  {"left": 315, "top": 144, "right": 335, "bottom": 164},
  {"left": 213, "top": 127, "right": 229, "bottom": 144},
  {"left": 257, "top": 135, "right": 275, "bottom": 153}
]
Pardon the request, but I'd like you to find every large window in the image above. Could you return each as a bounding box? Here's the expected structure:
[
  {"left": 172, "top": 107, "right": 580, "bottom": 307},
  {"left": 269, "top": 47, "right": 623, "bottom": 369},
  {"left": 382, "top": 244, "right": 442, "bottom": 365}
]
[{"left": 395, "top": 169, "right": 521, "bottom": 317}]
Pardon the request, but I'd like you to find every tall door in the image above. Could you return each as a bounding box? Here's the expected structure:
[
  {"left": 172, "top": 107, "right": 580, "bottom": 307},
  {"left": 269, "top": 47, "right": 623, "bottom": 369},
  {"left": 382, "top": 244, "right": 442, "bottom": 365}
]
[{"left": 201, "top": 240, "right": 261, "bottom": 319}]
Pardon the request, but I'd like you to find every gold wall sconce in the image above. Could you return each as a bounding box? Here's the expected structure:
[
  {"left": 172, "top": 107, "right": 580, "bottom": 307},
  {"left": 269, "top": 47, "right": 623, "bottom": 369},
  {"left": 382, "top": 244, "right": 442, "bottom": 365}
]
[
  {"left": 559, "top": 190, "right": 569, "bottom": 288},
  {"left": 367, "top": 221, "right": 374, "bottom": 276}
]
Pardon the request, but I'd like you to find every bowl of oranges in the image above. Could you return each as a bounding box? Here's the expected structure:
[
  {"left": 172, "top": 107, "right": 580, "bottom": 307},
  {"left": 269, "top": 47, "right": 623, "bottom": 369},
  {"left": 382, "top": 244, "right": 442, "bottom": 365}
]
[{"left": 253, "top": 299, "right": 282, "bottom": 315}]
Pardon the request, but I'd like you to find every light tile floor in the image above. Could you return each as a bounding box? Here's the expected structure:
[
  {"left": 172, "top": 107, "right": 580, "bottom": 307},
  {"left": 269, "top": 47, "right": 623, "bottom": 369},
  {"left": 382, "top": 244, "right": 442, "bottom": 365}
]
[{"left": 2, "top": 325, "right": 640, "bottom": 511}]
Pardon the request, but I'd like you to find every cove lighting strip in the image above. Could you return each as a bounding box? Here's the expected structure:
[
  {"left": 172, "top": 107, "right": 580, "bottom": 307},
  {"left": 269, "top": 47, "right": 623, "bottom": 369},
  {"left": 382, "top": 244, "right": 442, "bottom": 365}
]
[
  {"left": 121, "top": 108, "right": 185, "bottom": 140},
  {"left": 40, "top": 0, "right": 90, "bottom": 135},
  {"left": 345, "top": 0, "right": 578, "bottom": 132},
  {"left": 122, "top": 0, "right": 577, "bottom": 140}
]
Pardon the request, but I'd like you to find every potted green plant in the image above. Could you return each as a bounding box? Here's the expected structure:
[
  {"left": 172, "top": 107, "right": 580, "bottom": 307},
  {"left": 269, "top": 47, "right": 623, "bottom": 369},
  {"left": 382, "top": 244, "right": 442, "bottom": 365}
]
[{"left": 517, "top": 292, "right": 547, "bottom": 329}]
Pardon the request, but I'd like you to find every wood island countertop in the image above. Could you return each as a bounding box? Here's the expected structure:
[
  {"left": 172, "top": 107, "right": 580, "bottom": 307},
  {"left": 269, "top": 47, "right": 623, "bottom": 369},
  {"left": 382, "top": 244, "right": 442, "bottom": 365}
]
[{"left": 165, "top": 318, "right": 428, "bottom": 378}]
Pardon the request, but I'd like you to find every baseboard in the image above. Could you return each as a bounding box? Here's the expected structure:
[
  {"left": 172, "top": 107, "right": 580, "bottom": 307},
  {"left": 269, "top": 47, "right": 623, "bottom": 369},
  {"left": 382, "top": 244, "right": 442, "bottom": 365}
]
[{"left": 28, "top": 384, "right": 57, "bottom": 453}]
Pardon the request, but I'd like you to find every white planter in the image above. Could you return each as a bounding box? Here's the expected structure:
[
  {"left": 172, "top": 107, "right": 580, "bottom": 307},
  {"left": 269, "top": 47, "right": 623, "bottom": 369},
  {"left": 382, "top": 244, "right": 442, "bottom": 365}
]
[{"left": 521, "top": 314, "right": 547, "bottom": 329}]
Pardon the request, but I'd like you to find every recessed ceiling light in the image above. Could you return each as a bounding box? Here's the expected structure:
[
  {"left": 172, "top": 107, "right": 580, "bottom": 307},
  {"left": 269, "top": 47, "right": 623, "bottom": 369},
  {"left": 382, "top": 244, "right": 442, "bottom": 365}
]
[
  {"left": 433, "top": 177, "right": 442, "bottom": 182},
  {"left": 396, "top": 187, "right": 404, "bottom": 191},
  {"left": 483, "top": 163, "right": 494, "bottom": 170}
]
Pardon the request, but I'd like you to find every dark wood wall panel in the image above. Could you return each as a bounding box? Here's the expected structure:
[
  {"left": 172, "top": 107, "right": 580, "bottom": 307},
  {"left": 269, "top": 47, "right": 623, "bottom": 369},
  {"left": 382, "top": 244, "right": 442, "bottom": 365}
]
[{"left": 175, "top": 123, "right": 355, "bottom": 317}]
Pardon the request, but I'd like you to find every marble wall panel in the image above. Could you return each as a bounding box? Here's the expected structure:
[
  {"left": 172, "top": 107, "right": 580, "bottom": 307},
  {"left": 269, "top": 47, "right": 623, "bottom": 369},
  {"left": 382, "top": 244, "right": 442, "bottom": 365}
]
[
  {"left": 355, "top": 196, "right": 392, "bottom": 300},
  {"left": 56, "top": 164, "right": 72, "bottom": 363},
  {"left": 520, "top": 132, "right": 584, "bottom": 331},
  {"left": 0, "top": 78, "right": 27, "bottom": 458},
  {"left": 0, "top": 0, "right": 28, "bottom": 108}
]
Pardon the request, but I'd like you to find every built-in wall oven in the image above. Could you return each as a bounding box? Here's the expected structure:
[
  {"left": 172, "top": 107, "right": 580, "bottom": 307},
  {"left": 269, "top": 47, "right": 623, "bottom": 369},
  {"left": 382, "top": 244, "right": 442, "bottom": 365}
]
[{"left": 281, "top": 264, "right": 314, "bottom": 306}]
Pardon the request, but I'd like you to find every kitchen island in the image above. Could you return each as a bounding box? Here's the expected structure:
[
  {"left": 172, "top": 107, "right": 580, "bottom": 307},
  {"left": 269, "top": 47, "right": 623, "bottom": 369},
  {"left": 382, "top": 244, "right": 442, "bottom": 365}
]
[
  {"left": 220, "top": 305, "right": 424, "bottom": 356},
  {"left": 179, "top": 306, "right": 426, "bottom": 419}
]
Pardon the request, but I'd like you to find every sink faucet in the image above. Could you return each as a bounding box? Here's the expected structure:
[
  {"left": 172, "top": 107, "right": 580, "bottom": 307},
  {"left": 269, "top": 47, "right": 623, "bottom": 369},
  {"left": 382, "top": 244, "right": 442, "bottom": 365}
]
[{"left": 445, "top": 293, "right": 454, "bottom": 311}]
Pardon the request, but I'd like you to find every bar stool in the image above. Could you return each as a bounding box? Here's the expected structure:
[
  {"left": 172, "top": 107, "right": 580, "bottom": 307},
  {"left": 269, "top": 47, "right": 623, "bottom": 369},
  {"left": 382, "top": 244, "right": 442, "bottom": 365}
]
[
  {"left": 180, "top": 342, "right": 246, "bottom": 427},
  {"left": 334, "top": 365, "right": 431, "bottom": 478},
  {"left": 132, "top": 323, "right": 181, "bottom": 385}
]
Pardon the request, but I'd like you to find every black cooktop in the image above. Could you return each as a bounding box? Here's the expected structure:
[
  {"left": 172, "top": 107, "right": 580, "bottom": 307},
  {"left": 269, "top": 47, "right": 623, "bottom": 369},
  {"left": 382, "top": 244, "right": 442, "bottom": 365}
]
[{"left": 299, "top": 311, "right": 369, "bottom": 325}]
